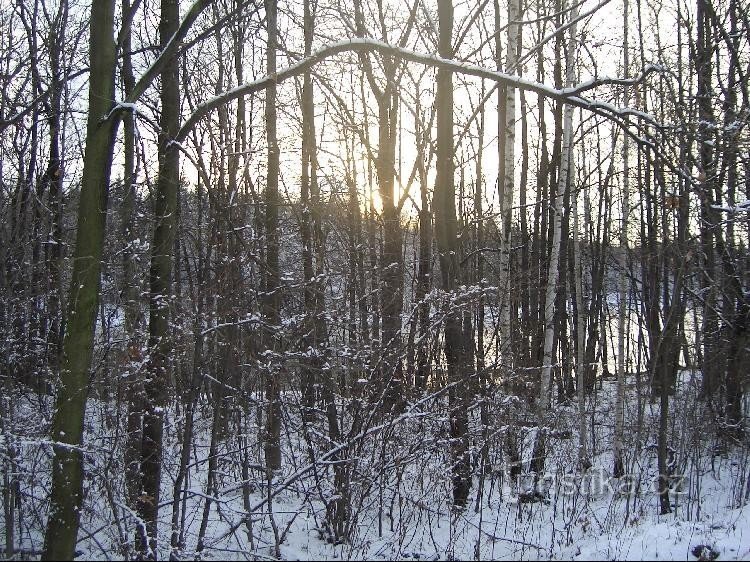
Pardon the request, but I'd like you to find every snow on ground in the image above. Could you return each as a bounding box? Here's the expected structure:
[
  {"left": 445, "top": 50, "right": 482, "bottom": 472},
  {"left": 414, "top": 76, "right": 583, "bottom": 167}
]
[{"left": 3, "top": 370, "right": 749, "bottom": 561}]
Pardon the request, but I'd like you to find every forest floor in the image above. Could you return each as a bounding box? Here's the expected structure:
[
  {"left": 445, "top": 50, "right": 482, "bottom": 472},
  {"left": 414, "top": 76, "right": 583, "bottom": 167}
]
[{"left": 3, "top": 369, "right": 750, "bottom": 560}]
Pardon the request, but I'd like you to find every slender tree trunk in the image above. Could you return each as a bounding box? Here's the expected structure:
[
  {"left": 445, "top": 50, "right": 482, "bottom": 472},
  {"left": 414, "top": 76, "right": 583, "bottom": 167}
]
[
  {"left": 300, "top": 0, "right": 317, "bottom": 419},
  {"left": 138, "top": 0, "right": 180, "bottom": 555},
  {"left": 496, "top": 0, "right": 522, "bottom": 365},
  {"left": 170, "top": 320, "right": 202, "bottom": 555},
  {"left": 263, "top": 0, "right": 283, "bottom": 473},
  {"left": 378, "top": 93, "right": 404, "bottom": 410},
  {"left": 534, "top": 0, "right": 578, "bottom": 473},
  {"left": 532, "top": 37, "right": 549, "bottom": 378},
  {"left": 656, "top": 174, "right": 688, "bottom": 515},
  {"left": 435, "top": 0, "right": 471, "bottom": 508},
  {"left": 696, "top": 0, "right": 719, "bottom": 399},
  {"left": 519, "top": 88, "right": 531, "bottom": 367},
  {"left": 722, "top": 0, "right": 745, "bottom": 433},
  {"left": 573, "top": 167, "right": 589, "bottom": 469},
  {"left": 195, "top": 382, "right": 223, "bottom": 555},
  {"left": 475, "top": 83, "right": 492, "bottom": 507},
  {"left": 613, "top": 0, "right": 630, "bottom": 478},
  {"left": 415, "top": 102, "right": 432, "bottom": 392},
  {"left": 120, "top": 0, "right": 144, "bottom": 521},
  {"left": 41, "top": 1, "right": 67, "bottom": 364},
  {"left": 42, "top": 1, "right": 119, "bottom": 558},
  {"left": 475, "top": 87, "right": 486, "bottom": 382},
  {"left": 657, "top": 354, "right": 671, "bottom": 514}
]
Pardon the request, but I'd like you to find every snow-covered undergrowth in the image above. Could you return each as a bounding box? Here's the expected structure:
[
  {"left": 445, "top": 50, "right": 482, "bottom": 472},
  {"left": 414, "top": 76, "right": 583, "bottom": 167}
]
[{"left": 2, "top": 370, "right": 749, "bottom": 560}]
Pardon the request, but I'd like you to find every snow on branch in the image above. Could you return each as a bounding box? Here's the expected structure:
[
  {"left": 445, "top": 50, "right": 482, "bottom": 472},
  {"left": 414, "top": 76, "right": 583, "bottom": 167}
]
[
  {"left": 571, "top": 97, "right": 662, "bottom": 127},
  {"left": 564, "top": 64, "right": 665, "bottom": 96},
  {"left": 97, "top": 0, "right": 210, "bottom": 126},
  {"left": 176, "top": 37, "right": 665, "bottom": 143},
  {"left": 103, "top": 101, "right": 139, "bottom": 122},
  {"left": 712, "top": 200, "right": 750, "bottom": 214}
]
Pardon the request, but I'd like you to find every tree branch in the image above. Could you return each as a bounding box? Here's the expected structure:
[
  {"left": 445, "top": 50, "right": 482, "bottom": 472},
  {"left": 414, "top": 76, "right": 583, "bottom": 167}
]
[{"left": 176, "top": 36, "right": 666, "bottom": 143}]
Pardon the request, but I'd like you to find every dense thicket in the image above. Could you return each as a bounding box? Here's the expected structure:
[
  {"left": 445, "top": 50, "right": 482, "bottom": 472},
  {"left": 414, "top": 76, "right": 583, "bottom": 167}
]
[{"left": 0, "top": 0, "right": 748, "bottom": 557}]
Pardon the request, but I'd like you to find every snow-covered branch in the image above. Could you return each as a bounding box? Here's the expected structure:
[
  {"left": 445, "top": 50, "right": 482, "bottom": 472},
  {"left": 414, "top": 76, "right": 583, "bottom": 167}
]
[
  {"left": 712, "top": 200, "right": 750, "bottom": 214},
  {"left": 176, "top": 36, "right": 664, "bottom": 143},
  {"left": 564, "top": 64, "right": 665, "bottom": 96},
  {"left": 103, "top": 101, "right": 139, "bottom": 122}
]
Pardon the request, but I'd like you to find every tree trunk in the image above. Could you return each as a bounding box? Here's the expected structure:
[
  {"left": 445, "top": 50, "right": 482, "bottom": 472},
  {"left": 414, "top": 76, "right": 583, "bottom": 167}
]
[
  {"left": 435, "top": 0, "right": 471, "bottom": 509},
  {"left": 41, "top": 0, "right": 67, "bottom": 365},
  {"left": 415, "top": 100, "right": 432, "bottom": 391},
  {"left": 534, "top": 0, "right": 578, "bottom": 473},
  {"left": 42, "top": 1, "right": 118, "bottom": 558},
  {"left": 138, "top": 0, "right": 180, "bottom": 554},
  {"left": 263, "top": 0, "right": 283, "bottom": 473},
  {"left": 613, "top": 0, "right": 630, "bottom": 478},
  {"left": 496, "top": 0, "right": 522, "bottom": 367},
  {"left": 696, "top": 0, "right": 720, "bottom": 399},
  {"left": 120, "top": 0, "right": 145, "bottom": 522},
  {"left": 300, "top": 0, "right": 317, "bottom": 419},
  {"left": 573, "top": 166, "right": 589, "bottom": 469}
]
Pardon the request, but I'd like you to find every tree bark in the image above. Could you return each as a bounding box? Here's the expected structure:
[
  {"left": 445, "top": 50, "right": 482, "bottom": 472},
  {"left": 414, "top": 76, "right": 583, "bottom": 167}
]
[
  {"left": 496, "top": 0, "right": 522, "bottom": 367},
  {"left": 42, "top": 1, "right": 118, "bottom": 558},
  {"left": 120, "top": 0, "right": 145, "bottom": 524},
  {"left": 415, "top": 101, "right": 432, "bottom": 391},
  {"left": 435, "top": 0, "right": 471, "bottom": 509},
  {"left": 696, "top": 0, "right": 720, "bottom": 399},
  {"left": 613, "top": 0, "right": 630, "bottom": 478},
  {"left": 138, "top": 0, "right": 180, "bottom": 554},
  {"left": 263, "top": 0, "right": 283, "bottom": 473},
  {"left": 534, "top": 0, "right": 578, "bottom": 473}
]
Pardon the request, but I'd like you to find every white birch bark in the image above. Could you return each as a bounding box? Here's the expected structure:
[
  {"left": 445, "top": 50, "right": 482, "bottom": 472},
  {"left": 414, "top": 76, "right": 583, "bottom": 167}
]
[
  {"left": 498, "top": 0, "right": 522, "bottom": 359},
  {"left": 539, "top": 1, "right": 578, "bottom": 414}
]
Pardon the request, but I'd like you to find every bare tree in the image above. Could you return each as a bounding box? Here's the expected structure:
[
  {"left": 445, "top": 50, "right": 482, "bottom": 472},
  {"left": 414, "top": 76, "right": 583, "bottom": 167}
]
[
  {"left": 534, "top": 0, "right": 579, "bottom": 472},
  {"left": 434, "top": 0, "right": 471, "bottom": 508},
  {"left": 42, "top": 2, "right": 119, "bottom": 557},
  {"left": 263, "top": 0, "right": 283, "bottom": 473}
]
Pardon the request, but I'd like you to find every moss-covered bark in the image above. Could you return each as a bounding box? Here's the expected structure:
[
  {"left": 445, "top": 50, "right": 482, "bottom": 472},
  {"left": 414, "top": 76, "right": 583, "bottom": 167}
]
[{"left": 42, "top": 1, "right": 118, "bottom": 558}]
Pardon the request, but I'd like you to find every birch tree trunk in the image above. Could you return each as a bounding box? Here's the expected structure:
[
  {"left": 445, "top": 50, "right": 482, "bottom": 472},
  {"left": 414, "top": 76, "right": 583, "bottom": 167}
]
[
  {"left": 497, "top": 0, "right": 522, "bottom": 364},
  {"left": 535, "top": 0, "right": 578, "bottom": 471}
]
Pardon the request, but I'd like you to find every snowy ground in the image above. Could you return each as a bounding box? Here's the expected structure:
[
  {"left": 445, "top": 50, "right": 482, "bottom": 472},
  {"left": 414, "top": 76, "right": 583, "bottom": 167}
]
[{"left": 3, "top": 370, "right": 749, "bottom": 561}]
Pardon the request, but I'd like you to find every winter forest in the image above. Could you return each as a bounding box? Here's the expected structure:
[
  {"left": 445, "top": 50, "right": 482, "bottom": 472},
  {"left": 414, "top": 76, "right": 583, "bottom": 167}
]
[{"left": 1, "top": 0, "right": 749, "bottom": 558}]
